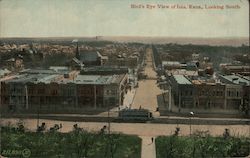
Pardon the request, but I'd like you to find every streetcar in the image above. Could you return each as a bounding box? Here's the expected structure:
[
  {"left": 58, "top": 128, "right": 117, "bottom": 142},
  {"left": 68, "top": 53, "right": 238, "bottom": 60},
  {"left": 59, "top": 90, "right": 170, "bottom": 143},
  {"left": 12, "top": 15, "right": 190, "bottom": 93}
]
[{"left": 118, "top": 109, "right": 153, "bottom": 121}]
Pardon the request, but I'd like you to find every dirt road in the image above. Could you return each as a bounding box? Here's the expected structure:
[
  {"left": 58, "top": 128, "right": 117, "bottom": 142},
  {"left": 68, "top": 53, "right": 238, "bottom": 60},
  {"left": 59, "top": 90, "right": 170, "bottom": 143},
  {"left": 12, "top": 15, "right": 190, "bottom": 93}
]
[
  {"left": 131, "top": 48, "right": 162, "bottom": 116},
  {"left": 1, "top": 119, "right": 249, "bottom": 137}
]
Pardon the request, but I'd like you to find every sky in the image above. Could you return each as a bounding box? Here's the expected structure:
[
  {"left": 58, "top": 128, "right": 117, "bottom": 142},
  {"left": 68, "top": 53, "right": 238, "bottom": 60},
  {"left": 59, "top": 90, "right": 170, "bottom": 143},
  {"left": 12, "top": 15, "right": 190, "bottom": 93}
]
[{"left": 0, "top": 0, "right": 249, "bottom": 38}]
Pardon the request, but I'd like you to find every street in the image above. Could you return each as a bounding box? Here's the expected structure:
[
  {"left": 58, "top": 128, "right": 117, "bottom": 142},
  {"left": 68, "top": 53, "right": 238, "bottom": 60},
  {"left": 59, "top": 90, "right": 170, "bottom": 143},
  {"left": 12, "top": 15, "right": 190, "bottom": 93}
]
[
  {"left": 131, "top": 47, "right": 162, "bottom": 117},
  {"left": 1, "top": 118, "right": 249, "bottom": 137}
]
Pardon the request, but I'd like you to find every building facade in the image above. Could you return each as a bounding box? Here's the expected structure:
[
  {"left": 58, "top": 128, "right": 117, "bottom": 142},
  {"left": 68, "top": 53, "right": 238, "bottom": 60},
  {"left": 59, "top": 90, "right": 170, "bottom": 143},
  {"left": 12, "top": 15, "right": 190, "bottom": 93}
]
[
  {"left": 1, "top": 72, "right": 128, "bottom": 113},
  {"left": 169, "top": 74, "right": 248, "bottom": 115}
]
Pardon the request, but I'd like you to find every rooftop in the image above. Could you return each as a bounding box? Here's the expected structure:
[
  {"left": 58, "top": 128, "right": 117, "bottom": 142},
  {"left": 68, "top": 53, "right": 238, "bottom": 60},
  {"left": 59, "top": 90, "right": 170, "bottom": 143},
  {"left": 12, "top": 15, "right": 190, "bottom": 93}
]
[
  {"left": 2, "top": 70, "right": 126, "bottom": 85},
  {"left": 167, "top": 69, "right": 198, "bottom": 76},
  {"left": 74, "top": 74, "right": 124, "bottom": 85},
  {"left": 162, "top": 61, "right": 180, "bottom": 66},
  {"left": 82, "top": 66, "right": 128, "bottom": 72},
  {"left": 173, "top": 75, "right": 192, "bottom": 85},
  {"left": 219, "top": 75, "right": 250, "bottom": 86},
  {"left": 4, "top": 74, "right": 61, "bottom": 84},
  {"left": 49, "top": 66, "right": 69, "bottom": 73},
  {"left": 0, "top": 69, "right": 11, "bottom": 77},
  {"left": 79, "top": 51, "right": 102, "bottom": 62},
  {"left": 20, "top": 68, "right": 70, "bottom": 75}
]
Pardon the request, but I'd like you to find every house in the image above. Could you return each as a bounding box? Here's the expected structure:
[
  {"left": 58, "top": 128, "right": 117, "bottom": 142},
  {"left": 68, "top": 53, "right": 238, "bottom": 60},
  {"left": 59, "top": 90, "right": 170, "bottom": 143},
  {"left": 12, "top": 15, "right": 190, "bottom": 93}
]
[
  {"left": 67, "top": 57, "right": 84, "bottom": 70},
  {"left": 5, "top": 55, "right": 24, "bottom": 71},
  {"left": 68, "top": 42, "right": 107, "bottom": 69}
]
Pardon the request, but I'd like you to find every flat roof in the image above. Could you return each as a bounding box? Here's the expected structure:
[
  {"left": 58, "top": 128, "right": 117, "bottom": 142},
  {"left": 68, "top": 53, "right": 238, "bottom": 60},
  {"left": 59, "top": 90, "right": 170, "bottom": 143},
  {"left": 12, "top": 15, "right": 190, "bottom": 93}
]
[
  {"left": 82, "top": 66, "right": 128, "bottom": 72},
  {"left": 74, "top": 74, "right": 125, "bottom": 85},
  {"left": 220, "top": 75, "right": 250, "bottom": 86},
  {"left": 2, "top": 73, "right": 125, "bottom": 85},
  {"left": 20, "top": 69, "right": 57, "bottom": 74},
  {"left": 162, "top": 61, "right": 180, "bottom": 66},
  {"left": 173, "top": 75, "right": 192, "bottom": 85},
  {"left": 167, "top": 69, "right": 198, "bottom": 76},
  {"left": 20, "top": 68, "right": 71, "bottom": 75},
  {"left": 224, "top": 65, "right": 250, "bottom": 69},
  {"left": 4, "top": 74, "right": 61, "bottom": 84}
]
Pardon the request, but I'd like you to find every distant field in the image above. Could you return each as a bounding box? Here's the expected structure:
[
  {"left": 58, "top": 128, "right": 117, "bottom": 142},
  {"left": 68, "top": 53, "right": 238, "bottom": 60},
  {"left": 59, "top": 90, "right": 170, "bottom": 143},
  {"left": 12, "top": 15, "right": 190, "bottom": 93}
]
[
  {"left": 0, "top": 36, "right": 248, "bottom": 46},
  {"left": 102, "top": 36, "right": 249, "bottom": 46}
]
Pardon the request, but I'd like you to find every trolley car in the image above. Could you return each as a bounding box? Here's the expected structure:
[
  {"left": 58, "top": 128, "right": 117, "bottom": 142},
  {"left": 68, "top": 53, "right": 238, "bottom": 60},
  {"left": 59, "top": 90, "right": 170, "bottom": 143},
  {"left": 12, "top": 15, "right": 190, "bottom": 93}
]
[{"left": 118, "top": 109, "right": 153, "bottom": 121}]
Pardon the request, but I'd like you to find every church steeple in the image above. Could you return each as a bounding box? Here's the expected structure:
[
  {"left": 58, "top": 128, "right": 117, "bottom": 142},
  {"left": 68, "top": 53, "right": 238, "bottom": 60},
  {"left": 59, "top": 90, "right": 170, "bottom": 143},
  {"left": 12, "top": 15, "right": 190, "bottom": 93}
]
[{"left": 76, "top": 42, "right": 80, "bottom": 59}]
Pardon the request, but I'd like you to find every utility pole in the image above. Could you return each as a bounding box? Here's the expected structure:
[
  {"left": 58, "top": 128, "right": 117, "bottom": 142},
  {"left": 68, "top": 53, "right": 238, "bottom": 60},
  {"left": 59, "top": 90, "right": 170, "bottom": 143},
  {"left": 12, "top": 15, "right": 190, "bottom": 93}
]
[
  {"left": 189, "top": 111, "right": 194, "bottom": 136},
  {"left": 94, "top": 85, "right": 97, "bottom": 109},
  {"left": 108, "top": 104, "right": 111, "bottom": 158},
  {"left": 168, "top": 83, "right": 172, "bottom": 112},
  {"left": 108, "top": 105, "right": 110, "bottom": 135},
  {"left": 37, "top": 99, "right": 41, "bottom": 128},
  {"left": 25, "top": 85, "right": 28, "bottom": 110}
]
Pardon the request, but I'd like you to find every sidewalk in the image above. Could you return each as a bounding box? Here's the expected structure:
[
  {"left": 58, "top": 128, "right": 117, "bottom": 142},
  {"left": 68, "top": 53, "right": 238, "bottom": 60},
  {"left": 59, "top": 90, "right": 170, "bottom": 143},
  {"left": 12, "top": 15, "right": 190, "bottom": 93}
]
[
  {"left": 123, "top": 88, "right": 136, "bottom": 108},
  {"left": 140, "top": 136, "right": 156, "bottom": 158}
]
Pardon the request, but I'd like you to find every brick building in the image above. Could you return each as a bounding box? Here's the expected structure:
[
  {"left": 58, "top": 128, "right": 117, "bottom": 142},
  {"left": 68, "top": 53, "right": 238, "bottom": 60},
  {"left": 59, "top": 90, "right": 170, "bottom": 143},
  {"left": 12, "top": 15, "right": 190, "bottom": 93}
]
[
  {"left": 168, "top": 74, "right": 249, "bottom": 115},
  {"left": 0, "top": 70, "right": 128, "bottom": 113}
]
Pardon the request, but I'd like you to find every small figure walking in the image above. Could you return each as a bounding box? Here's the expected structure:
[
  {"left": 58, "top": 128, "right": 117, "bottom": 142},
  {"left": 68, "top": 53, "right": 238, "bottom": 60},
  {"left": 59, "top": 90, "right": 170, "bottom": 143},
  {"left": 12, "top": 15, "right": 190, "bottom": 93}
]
[{"left": 151, "top": 137, "right": 154, "bottom": 143}]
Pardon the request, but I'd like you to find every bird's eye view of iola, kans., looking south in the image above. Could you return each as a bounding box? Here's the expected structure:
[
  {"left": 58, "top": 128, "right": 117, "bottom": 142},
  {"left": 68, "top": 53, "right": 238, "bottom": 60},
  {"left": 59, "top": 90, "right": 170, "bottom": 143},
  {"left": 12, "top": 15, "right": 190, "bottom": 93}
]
[{"left": 0, "top": 0, "right": 249, "bottom": 158}]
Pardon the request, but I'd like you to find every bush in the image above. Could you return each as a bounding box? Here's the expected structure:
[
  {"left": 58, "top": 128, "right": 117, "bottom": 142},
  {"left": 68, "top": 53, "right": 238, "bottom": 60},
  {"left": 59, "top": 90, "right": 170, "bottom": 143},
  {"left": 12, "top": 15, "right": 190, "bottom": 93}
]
[
  {"left": 1, "top": 126, "right": 141, "bottom": 158},
  {"left": 156, "top": 135, "right": 250, "bottom": 158}
]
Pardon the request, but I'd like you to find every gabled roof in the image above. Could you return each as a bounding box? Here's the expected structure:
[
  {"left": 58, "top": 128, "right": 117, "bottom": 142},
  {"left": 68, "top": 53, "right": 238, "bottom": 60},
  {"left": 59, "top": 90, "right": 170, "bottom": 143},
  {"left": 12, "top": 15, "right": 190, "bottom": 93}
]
[
  {"left": 79, "top": 51, "right": 102, "bottom": 62},
  {"left": 72, "top": 57, "right": 82, "bottom": 65}
]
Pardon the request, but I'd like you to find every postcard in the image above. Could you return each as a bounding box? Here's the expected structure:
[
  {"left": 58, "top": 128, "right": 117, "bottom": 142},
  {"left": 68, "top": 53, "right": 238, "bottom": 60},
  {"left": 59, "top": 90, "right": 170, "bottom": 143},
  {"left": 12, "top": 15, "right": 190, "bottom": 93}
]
[{"left": 0, "top": 0, "right": 249, "bottom": 158}]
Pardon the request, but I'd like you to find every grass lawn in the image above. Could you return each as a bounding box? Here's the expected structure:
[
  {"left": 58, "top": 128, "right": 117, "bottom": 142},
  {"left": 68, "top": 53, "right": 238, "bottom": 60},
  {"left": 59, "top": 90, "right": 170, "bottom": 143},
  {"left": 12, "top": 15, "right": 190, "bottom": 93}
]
[
  {"left": 156, "top": 135, "right": 250, "bottom": 158},
  {"left": 1, "top": 126, "right": 141, "bottom": 158}
]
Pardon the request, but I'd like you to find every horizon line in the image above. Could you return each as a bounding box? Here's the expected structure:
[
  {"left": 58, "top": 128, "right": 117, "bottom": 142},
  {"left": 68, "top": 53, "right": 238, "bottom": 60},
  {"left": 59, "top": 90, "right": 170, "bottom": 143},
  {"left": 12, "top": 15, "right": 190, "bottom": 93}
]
[{"left": 0, "top": 35, "right": 249, "bottom": 39}]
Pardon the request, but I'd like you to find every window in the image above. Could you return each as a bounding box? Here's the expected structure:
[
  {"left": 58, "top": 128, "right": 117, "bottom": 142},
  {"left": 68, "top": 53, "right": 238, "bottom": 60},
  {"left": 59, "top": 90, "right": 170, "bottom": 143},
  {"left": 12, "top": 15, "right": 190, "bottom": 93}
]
[
  {"left": 213, "top": 91, "right": 216, "bottom": 96},
  {"left": 29, "top": 89, "right": 34, "bottom": 94},
  {"left": 111, "top": 90, "right": 116, "bottom": 95},
  {"left": 38, "top": 89, "right": 45, "bottom": 94},
  {"left": 216, "top": 91, "right": 220, "bottom": 96},
  {"left": 51, "top": 90, "right": 57, "bottom": 95},
  {"left": 106, "top": 90, "right": 110, "bottom": 94}
]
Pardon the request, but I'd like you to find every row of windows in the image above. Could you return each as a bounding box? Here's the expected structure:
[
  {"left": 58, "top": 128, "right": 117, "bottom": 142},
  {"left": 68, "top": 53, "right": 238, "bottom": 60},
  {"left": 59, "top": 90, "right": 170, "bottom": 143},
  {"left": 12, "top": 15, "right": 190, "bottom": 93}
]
[
  {"left": 106, "top": 90, "right": 117, "bottom": 95},
  {"left": 180, "top": 90, "right": 224, "bottom": 97},
  {"left": 200, "top": 91, "right": 224, "bottom": 96},
  {"left": 227, "top": 91, "right": 242, "bottom": 97},
  {"left": 180, "top": 101, "right": 225, "bottom": 109}
]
